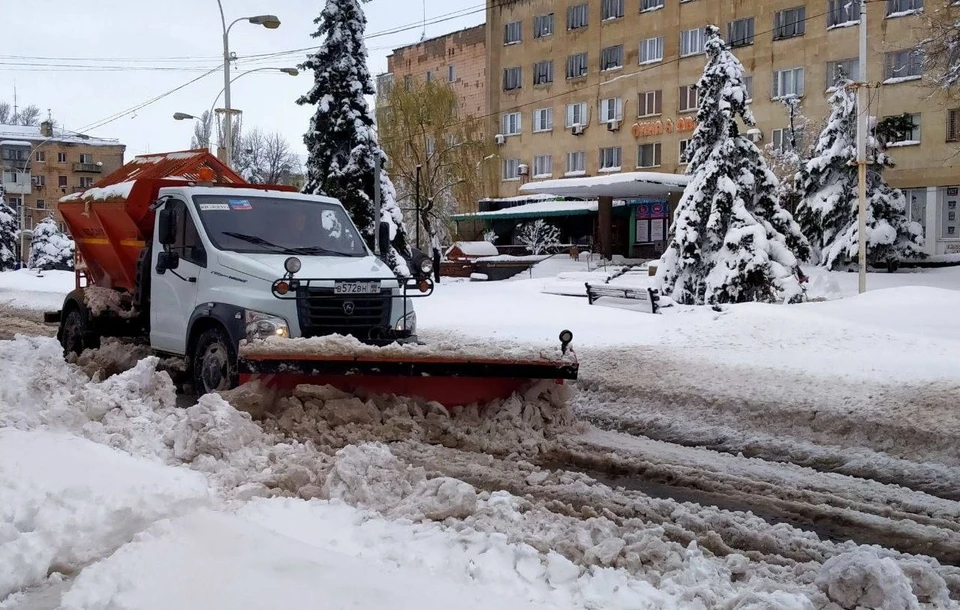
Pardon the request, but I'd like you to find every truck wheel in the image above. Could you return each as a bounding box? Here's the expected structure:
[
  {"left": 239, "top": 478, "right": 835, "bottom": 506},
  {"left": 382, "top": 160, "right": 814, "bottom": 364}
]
[
  {"left": 192, "top": 327, "right": 238, "bottom": 396},
  {"left": 61, "top": 307, "right": 100, "bottom": 357}
]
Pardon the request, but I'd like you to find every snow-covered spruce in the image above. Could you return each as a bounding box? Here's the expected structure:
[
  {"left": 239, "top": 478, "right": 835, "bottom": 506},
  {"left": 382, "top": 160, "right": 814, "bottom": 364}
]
[
  {"left": 297, "top": 0, "right": 411, "bottom": 277},
  {"left": 28, "top": 216, "right": 74, "bottom": 271},
  {"left": 0, "top": 185, "right": 17, "bottom": 271},
  {"left": 795, "top": 69, "right": 925, "bottom": 271},
  {"left": 656, "top": 26, "right": 809, "bottom": 306}
]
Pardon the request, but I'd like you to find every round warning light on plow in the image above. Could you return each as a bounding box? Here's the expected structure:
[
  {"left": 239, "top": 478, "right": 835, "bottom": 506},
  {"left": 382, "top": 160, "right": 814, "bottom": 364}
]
[
  {"left": 284, "top": 256, "right": 302, "bottom": 275},
  {"left": 559, "top": 330, "right": 573, "bottom": 344},
  {"left": 419, "top": 258, "right": 434, "bottom": 275},
  {"left": 275, "top": 281, "right": 290, "bottom": 295},
  {"left": 418, "top": 280, "right": 430, "bottom": 292}
]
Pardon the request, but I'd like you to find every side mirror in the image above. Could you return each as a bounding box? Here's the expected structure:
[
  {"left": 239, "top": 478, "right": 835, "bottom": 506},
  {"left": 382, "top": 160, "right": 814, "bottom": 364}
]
[
  {"left": 158, "top": 209, "right": 176, "bottom": 246},
  {"left": 378, "top": 221, "right": 390, "bottom": 257},
  {"left": 156, "top": 251, "right": 180, "bottom": 273}
]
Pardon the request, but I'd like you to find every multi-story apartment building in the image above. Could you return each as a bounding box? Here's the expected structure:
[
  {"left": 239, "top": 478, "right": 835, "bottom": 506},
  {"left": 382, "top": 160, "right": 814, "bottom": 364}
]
[
  {"left": 1, "top": 120, "right": 125, "bottom": 259},
  {"left": 377, "top": 24, "right": 488, "bottom": 117},
  {"left": 485, "top": 0, "right": 960, "bottom": 257}
]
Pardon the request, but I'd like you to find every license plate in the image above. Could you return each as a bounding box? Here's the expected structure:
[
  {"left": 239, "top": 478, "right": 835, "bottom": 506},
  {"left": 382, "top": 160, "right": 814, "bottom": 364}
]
[{"left": 334, "top": 281, "right": 381, "bottom": 294}]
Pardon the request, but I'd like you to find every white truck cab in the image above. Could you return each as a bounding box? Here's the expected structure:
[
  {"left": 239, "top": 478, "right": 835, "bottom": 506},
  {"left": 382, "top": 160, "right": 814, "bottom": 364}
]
[{"left": 147, "top": 186, "right": 431, "bottom": 394}]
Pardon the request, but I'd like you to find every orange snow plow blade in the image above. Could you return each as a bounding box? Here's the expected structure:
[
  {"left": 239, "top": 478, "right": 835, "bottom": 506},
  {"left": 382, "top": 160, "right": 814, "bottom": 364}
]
[{"left": 236, "top": 334, "right": 579, "bottom": 408}]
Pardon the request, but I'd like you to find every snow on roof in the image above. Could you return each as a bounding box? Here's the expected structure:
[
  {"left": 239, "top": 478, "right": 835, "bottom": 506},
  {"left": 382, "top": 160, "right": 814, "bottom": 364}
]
[
  {"left": 0, "top": 124, "right": 122, "bottom": 147},
  {"left": 454, "top": 200, "right": 622, "bottom": 221},
  {"left": 59, "top": 181, "right": 136, "bottom": 203},
  {"left": 478, "top": 193, "right": 568, "bottom": 204},
  {"left": 0, "top": 140, "right": 32, "bottom": 147},
  {"left": 446, "top": 241, "right": 499, "bottom": 257},
  {"left": 519, "top": 171, "right": 689, "bottom": 199}
]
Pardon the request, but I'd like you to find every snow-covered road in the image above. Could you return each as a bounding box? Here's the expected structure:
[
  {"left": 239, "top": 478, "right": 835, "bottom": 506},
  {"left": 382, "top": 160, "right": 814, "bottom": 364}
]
[{"left": 1, "top": 262, "right": 959, "bottom": 607}]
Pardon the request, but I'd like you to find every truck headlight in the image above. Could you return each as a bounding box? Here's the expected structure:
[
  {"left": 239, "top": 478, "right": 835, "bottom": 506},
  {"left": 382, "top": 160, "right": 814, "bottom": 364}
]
[
  {"left": 419, "top": 258, "right": 434, "bottom": 276},
  {"left": 395, "top": 310, "right": 416, "bottom": 333},
  {"left": 245, "top": 310, "right": 289, "bottom": 341}
]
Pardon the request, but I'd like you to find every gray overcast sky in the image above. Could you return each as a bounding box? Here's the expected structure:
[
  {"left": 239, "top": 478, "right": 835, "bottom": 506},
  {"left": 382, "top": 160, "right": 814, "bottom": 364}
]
[{"left": 4, "top": 0, "right": 484, "bottom": 161}]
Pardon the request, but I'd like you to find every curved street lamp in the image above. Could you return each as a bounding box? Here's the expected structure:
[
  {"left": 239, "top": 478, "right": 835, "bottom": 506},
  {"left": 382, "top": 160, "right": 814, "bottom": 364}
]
[{"left": 215, "top": 0, "right": 281, "bottom": 168}]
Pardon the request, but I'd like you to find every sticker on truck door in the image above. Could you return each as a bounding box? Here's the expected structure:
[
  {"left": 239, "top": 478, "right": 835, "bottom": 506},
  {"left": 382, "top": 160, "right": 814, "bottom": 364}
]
[
  {"left": 199, "top": 202, "right": 230, "bottom": 211},
  {"left": 228, "top": 199, "right": 252, "bottom": 210}
]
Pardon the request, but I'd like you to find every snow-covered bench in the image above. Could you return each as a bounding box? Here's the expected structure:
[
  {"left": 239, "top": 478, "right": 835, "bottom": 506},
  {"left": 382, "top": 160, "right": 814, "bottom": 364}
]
[{"left": 585, "top": 282, "right": 661, "bottom": 314}]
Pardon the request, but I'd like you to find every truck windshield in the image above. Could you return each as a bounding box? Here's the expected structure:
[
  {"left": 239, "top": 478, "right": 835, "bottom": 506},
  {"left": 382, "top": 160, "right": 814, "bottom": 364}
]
[{"left": 192, "top": 195, "right": 367, "bottom": 257}]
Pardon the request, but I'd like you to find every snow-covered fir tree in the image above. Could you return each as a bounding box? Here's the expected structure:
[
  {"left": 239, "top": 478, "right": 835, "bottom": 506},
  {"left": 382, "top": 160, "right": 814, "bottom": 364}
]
[
  {"left": 297, "top": 0, "right": 411, "bottom": 276},
  {"left": 656, "top": 26, "right": 809, "bottom": 306},
  {"left": 0, "top": 185, "right": 18, "bottom": 271},
  {"left": 28, "top": 216, "right": 74, "bottom": 271},
  {"left": 795, "top": 69, "right": 924, "bottom": 270}
]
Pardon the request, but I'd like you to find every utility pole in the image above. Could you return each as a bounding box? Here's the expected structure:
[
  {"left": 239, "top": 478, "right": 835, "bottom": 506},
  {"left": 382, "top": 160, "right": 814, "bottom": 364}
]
[{"left": 856, "top": 0, "right": 868, "bottom": 294}]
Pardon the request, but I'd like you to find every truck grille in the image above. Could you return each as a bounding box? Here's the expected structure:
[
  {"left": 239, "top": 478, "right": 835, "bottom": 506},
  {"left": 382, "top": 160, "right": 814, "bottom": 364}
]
[{"left": 297, "top": 288, "right": 391, "bottom": 342}]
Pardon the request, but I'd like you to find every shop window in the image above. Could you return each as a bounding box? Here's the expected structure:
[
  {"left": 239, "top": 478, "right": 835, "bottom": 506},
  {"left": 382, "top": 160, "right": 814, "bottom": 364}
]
[
  {"left": 901, "top": 188, "right": 927, "bottom": 233},
  {"left": 943, "top": 187, "right": 959, "bottom": 239}
]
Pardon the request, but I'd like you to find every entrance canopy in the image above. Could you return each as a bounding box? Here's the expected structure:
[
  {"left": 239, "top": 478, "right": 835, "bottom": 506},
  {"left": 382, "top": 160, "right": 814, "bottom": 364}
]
[{"left": 518, "top": 171, "right": 689, "bottom": 199}]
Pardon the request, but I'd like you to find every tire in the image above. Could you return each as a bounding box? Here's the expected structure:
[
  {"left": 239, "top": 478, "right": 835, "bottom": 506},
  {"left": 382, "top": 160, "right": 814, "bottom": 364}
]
[
  {"left": 191, "top": 326, "right": 238, "bottom": 396},
  {"left": 60, "top": 307, "right": 100, "bottom": 357}
]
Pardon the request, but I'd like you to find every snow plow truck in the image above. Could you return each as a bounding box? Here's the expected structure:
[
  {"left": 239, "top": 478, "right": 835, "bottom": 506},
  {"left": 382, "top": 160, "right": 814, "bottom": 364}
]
[{"left": 46, "top": 150, "right": 578, "bottom": 407}]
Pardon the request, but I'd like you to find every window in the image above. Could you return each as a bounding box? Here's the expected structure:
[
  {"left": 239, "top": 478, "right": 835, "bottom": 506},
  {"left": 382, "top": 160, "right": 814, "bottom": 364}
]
[
  {"left": 35, "top": 151, "right": 45, "bottom": 162},
  {"left": 728, "top": 17, "right": 754, "bottom": 47},
  {"left": 599, "top": 146, "right": 622, "bottom": 171},
  {"left": 947, "top": 109, "right": 960, "bottom": 141},
  {"left": 602, "top": 0, "right": 624, "bottom": 20},
  {"left": 448, "top": 65, "right": 456, "bottom": 82},
  {"left": 901, "top": 188, "right": 927, "bottom": 233},
  {"left": 680, "top": 27, "right": 706, "bottom": 57},
  {"left": 58, "top": 175, "right": 67, "bottom": 188},
  {"left": 425, "top": 137, "right": 436, "bottom": 157},
  {"left": 503, "top": 67, "right": 522, "bottom": 91},
  {"left": 36, "top": 199, "right": 45, "bottom": 209},
  {"left": 638, "top": 90, "right": 663, "bottom": 117},
  {"left": 679, "top": 139, "right": 692, "bottom": 163},
  {"left": 426, "top": 70, "right": 433, "bottom": 82},
  {"left": 828, "top": 0, "right": 857, "bottom": 27},
  {"left": 534, "top": 13, "right": 554, "bottom": 38},
  {"left": 679, "top": 85, "right": 698, "bottom": 112},
  {"left": 533, "top": 108, "right": 554, "bottom": 132},
  {"left": 887, "top": 0, "right": 923, "bottom": 16},
  {"left": 826, "top": 58, "right": 859, "bottom": 88},
  {"left": 566, "top": 52, "right": 588, "bottom": 79},
  {"left": 80, "top": 177, "right": 95, "bottom": 188},
  {"left": 566, "top": 151, "right": 586, "bottom": 175},
  {"left": 503, "top": 159, "right": 521, "bottom": 181},
  {"left": 404, "top": 75, "right": 412, "bottom": 90},
  {"left": 502, "top": 112, "right": 522, "bottom": 135},
  {"left": 771, "top": 127, "right": 805, "bottom": 152},
  {"left": 639, "top": 37, "right": 664, "bottom": 64},
  {"left": 57, "top": 152, "right": 67, "bottom": 163},
  {"left": 534, "top": 60, "right": 554, "bottom": 85},
  {"left": 533, "top": 155, "right": 553, "bottom": 177},
  {"left": 772, "top": 67, "right": 805, "bottom": 98},
  {"left": 744, "top": 75, "right": 754, "bottom": 100},
  {"left": 774, "top": 7, "right": 806, "bottom": 40},
  {"left": 885, "top": 50, "right": 923, "bottom": 81},
  {"left": 567, "top": 4, "right": 588, "bottom": 30},
  {"left": 167, "top": 199, "right": 206, "bottom": 267},
  {"left": 599, "top": 97, "right": 623, "bottom": 123},
  {"left": 33, "top": 174, "right": 45, "bottom": 187},
  {"left": 885, "top": 113, "right": 922, "bottom": 144},
  {"left": 566, "top": 102, "right": 588, "bottom": 127},
  {"left": 641, "top": 0, "right": 664, "bottom": 11},
  {"left": 601, "top": 45, "right": 623, "bottom": 70},
  {"left": 504, "top": 21, "right": 522, "bottom": 44},
  {"left": 79, "top": 153, "right": 93, "bottom": 164},
  {"left": 637, "top": 143, "right": 662, "bottom": 168}
]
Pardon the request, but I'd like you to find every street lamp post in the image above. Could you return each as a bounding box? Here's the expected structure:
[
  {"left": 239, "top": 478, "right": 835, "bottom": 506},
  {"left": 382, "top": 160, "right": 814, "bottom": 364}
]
[{"left": 215, "top": 1, "right": 280, "bottom": 168}]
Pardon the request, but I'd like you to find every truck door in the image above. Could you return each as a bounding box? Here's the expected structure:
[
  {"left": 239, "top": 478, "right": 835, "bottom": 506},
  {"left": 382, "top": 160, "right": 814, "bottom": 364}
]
[{"left": 150, "top": 198, "right": 205, "bottom": 354}]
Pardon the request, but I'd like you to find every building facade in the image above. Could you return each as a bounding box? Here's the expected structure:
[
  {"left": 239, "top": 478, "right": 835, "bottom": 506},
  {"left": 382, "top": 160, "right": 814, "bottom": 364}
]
[
  {"left": 1, "top": 120, "right": 125, "bottom": 259},
  {"left": 486, "top": 0, "right": 960, "bottom": 257},
  {"left": 378, "top": 24, "right": 488, "bottom": 117}
]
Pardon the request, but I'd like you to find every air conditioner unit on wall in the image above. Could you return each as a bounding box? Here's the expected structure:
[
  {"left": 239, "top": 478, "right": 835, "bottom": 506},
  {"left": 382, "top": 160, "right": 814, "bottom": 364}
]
[
  {"left": 518, "top": 163, "right": 529, "bottom": 176},
  {"left": 607, "top": 119, "right": 621, "bottom": 132},
  {"left": 747, "top": 128, "right": 763, "bottom": 142},
  {"left": 572, "top": 123, "right": 585, "bottom": 135},
  {"left": 495, "top": 133, "right": 505, "bottom": 145}
]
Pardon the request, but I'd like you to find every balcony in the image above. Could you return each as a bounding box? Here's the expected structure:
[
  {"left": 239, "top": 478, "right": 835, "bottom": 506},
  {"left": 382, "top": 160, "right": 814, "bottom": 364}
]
[{"left": 73, "top": 162, "right": 102, "bottom": 173}]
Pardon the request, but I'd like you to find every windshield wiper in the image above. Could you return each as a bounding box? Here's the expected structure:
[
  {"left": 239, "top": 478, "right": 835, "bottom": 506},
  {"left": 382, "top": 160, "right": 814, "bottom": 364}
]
[
  {"left": 221, "top": 232, "right": 293, "bottom": 253},
  {"left": 286, "top": 245, "right": 358, "bottom": 257}
]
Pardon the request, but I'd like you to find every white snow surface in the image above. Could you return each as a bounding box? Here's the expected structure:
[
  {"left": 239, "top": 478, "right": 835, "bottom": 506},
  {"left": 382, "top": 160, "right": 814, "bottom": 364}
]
[
  {"left": 446, "top": 240, "right": 499, "bottom": 257},
  {"left": 59, "top": 181, "right": 135, "bottom": 203}
]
